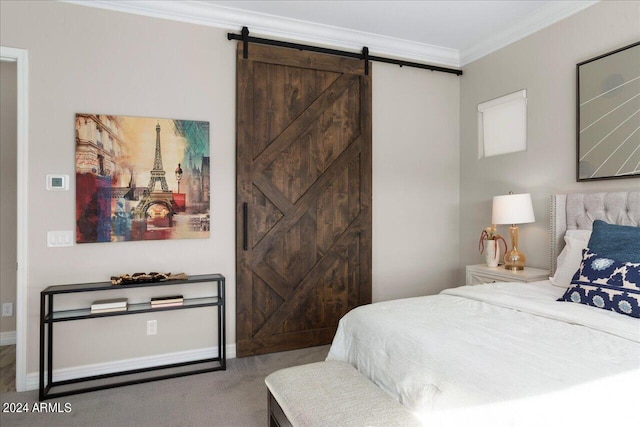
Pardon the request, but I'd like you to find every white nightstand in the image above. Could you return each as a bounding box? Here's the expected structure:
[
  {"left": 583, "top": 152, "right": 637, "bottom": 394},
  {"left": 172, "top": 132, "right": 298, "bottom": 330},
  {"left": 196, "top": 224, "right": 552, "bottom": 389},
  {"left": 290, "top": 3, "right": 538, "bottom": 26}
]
[{"left": 465, "top": 264, "right": 550, "bottom": 285}]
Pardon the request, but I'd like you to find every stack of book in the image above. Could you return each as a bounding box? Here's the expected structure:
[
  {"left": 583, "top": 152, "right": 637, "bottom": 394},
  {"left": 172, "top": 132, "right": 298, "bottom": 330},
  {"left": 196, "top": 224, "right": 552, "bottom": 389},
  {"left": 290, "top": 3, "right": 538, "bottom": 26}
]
[
  {"left": 91, "top": 298, "right": 128, "bottom": 314},
  {"left": 150, "top": 295, "right": 184, "bottom": 308}
]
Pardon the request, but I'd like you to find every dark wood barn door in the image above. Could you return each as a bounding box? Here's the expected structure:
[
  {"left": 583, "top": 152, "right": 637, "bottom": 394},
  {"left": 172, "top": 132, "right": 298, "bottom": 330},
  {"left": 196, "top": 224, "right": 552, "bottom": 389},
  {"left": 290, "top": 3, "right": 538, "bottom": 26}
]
[{"left": 236, "top": 43, "right": 372, "bottom": 357}]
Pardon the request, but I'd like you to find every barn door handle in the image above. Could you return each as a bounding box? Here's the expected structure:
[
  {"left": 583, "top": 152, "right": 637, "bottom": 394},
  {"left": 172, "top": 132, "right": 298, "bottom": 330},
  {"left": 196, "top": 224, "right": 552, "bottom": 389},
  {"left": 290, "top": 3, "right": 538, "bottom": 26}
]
[{"left": 242, "top": 203, "right": 248, "bottom": 251}]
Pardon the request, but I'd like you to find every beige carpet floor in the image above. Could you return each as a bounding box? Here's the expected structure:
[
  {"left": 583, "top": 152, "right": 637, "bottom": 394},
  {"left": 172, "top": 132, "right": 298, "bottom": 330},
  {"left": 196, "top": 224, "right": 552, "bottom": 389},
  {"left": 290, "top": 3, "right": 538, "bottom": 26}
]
[{"left": 0, "top": 345, "right": 329, "bottom": 427}]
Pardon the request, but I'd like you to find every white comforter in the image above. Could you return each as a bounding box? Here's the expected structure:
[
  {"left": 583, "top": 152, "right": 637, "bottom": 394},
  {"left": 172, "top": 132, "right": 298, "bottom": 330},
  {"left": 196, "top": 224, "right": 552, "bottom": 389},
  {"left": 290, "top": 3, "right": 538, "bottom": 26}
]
[{"left": 327, "top": 281, "right": 640, "bottom": 426}]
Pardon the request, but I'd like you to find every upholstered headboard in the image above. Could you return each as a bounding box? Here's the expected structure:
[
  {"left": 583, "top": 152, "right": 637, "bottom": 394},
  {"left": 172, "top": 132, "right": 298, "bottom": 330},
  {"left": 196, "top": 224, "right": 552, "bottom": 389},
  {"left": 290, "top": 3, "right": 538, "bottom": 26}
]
[{"left": 550, "top": 191, "right": 640, "bottom": 274}]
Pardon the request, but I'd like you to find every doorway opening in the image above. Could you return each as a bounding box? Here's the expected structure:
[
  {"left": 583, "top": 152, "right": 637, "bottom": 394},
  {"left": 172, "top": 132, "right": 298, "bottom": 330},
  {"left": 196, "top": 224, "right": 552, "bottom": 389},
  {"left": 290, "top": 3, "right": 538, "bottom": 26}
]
[{"left": 0, "top": 46, "right": 29, "bottom": 392}]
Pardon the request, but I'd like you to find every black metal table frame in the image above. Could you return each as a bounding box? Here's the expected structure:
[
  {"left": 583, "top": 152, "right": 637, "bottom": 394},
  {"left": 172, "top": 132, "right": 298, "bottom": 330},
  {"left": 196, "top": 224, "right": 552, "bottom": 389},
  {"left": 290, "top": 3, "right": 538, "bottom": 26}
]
[{"left": 39, "top": 274, "right": 225, "bottom": 401}]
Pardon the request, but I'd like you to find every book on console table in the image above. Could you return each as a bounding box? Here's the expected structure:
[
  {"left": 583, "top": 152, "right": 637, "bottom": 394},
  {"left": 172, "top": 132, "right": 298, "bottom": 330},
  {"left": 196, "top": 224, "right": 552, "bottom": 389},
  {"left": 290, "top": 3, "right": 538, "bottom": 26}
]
[
  {"left": 150, "top": 301, "right": 184, "bottom": 308},
  {"left": 91, "top": 306, "right": 128, "bottom": 314},
  {"left": 150, "top": 295, "right": 184, "bottom": 305},
  {"left": 91, "top": 298, "right": 128, "bottom": 311}
]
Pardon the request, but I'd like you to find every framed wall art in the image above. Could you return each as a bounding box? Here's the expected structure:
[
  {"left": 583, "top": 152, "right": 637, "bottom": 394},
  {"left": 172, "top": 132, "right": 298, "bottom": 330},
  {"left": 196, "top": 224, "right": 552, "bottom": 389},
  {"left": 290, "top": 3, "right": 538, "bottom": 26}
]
[
  {"left": 576, "top": 41, "right": 640, "bottom": 181},
  {"left": 75, "top": 114, "right": 210, "bottom": 243}
]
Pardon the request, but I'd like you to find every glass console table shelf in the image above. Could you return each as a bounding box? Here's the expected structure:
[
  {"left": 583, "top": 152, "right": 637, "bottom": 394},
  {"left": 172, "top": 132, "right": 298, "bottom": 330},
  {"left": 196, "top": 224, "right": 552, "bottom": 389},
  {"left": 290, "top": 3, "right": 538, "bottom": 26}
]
[
  {"left": 49, "top": 296, "right": 221, "bottom": 321},
  {"left": 39, "top": 274, "right": 225, "bottom": 401}
]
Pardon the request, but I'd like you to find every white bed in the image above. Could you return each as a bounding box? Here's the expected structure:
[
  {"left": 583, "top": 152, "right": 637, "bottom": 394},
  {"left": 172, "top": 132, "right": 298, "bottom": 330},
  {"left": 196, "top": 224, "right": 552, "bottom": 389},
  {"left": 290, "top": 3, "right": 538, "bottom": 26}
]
[{"left": 327, "top": 191, "right": 640, "bottom": 426}]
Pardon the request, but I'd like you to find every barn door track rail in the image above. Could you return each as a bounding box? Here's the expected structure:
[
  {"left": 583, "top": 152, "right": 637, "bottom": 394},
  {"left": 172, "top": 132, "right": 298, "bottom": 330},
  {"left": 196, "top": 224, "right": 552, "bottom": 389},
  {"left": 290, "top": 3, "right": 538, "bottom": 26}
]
[{"left": 227, "top": 27, "right": 463, "bottom": 76}]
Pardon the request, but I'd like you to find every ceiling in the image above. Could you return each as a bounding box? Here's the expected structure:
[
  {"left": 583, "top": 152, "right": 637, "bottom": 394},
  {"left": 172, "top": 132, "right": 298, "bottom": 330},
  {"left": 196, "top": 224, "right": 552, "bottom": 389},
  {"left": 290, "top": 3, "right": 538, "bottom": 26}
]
[
  {"left": 68, "top": 0, "right": 599, "bottom": 66},
  {"left": 210, "top": 1, "right": 555, "bottom": 50}
]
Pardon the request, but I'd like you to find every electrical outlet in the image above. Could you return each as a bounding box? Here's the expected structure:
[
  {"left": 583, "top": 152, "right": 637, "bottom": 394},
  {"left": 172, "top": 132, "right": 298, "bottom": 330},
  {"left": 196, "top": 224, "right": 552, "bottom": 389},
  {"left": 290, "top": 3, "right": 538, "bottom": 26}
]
[
  {"left": 1, "top": 303, "right": 13, "bottom": 317},
  {"left": 147, "top": 320, "right": 157, "bottom": 336}
]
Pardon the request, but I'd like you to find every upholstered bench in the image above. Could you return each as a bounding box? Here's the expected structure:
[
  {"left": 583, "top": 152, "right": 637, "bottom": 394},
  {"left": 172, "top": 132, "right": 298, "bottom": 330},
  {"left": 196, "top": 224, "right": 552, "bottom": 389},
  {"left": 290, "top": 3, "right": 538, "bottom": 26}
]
[{"left": 265, "top": 360, "right": 420, "bottom": 427}]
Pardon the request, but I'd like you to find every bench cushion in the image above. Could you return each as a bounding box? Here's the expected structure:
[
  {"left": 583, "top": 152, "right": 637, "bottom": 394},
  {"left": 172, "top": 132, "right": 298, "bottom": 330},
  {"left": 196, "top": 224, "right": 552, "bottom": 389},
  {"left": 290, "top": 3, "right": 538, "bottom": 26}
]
[{"left": 265, "top": 360, "right": 420, "bottom": 427}]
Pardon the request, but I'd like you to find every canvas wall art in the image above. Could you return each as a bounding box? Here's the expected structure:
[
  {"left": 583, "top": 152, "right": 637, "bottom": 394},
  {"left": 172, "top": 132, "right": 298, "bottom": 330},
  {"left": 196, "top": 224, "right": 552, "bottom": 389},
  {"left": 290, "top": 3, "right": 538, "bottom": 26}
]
[
  {"left": 577, "top": 41, "right": 640, "bottom": 181},
  {"left": 76, "top": 114, "right": 210, "bottom": 243}
]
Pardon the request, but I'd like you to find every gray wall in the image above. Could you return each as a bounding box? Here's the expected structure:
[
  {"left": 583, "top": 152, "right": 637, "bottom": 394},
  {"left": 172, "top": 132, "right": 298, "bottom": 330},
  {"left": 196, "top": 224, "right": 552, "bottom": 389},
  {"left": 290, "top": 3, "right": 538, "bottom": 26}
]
[
  {"left": 373, "top": 63, "right": 460, "bottom": 301},
  {"left": 0, "top": 0, "right": 460, "bottom": 378},
  {"left": 0, "top": 61, "right": 17, "bottom": 335},
  {"left": 459, "top": 0, "right": 640, "bottom": 281}
]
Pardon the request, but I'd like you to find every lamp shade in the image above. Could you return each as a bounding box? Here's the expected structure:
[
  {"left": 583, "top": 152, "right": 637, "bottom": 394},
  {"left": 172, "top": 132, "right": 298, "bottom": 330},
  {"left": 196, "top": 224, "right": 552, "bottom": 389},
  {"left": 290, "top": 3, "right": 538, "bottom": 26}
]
[{"left": 492, "top": 193, "right": 535, "bottom": 225}]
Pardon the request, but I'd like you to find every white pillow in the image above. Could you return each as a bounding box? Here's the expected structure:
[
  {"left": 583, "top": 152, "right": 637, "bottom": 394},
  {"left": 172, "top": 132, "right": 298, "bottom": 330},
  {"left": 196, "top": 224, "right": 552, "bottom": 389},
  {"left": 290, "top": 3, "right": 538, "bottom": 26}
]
[
  {"left": 549, "top": 230, "right": 592, "bottom": 288},
  {"left": 564, "top": 229, "right": 592, "bottom": 242}
]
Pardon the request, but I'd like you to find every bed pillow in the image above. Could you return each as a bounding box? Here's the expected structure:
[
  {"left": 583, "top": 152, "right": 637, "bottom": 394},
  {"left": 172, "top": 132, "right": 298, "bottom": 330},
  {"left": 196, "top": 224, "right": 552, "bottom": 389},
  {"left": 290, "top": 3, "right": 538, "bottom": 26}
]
[
  {"left": 588, "top": 220, "right": 640, "bottom": 263},
  {"left": 549, "top": 230, "right": 592, "bottom": 288},
  {"left": 558, "top": 249, "right": 640, "bottom": 318}
]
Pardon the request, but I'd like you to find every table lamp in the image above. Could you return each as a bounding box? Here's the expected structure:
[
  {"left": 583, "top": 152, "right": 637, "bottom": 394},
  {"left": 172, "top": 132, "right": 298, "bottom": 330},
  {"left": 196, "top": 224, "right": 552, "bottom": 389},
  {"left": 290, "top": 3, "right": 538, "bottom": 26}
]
[{"left": 492, "top": 192, "right": 535, "bottom": 271}]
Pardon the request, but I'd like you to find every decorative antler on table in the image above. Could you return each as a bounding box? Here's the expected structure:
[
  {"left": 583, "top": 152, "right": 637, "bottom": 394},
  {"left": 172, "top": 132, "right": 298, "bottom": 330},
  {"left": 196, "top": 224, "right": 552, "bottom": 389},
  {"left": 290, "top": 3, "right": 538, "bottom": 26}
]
[{"left": 110, "top": 272, "right": 188, "bottom": 285}]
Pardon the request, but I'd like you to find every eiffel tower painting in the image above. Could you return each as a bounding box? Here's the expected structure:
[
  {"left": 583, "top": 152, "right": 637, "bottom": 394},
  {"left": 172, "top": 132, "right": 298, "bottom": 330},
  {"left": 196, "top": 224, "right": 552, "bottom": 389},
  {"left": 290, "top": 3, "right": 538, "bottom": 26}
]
[
  {"left": 132, "top": 122, "right": 175, "bottom": 222},
  {"left": 147, "top": 122, "right": 170, "bottom": 192},
  {"left": 75, "top": 114, "right": 210, "bottom": 243}
]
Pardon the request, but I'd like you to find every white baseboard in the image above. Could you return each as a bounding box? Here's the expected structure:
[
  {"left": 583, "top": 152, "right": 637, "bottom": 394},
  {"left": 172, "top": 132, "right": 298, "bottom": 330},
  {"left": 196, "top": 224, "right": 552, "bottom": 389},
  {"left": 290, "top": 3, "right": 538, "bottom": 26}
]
[
  {"left": 25, "top": 343, "right": 237, "bottom": 391},
  {"left": 0, "top": 331, "right": 16, "bottom": 346}
]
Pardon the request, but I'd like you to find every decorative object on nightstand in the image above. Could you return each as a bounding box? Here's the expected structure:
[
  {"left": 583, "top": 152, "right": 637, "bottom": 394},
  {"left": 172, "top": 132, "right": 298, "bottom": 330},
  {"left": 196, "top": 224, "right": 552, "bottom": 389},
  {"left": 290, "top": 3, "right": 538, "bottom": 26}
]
[
  {"left": 492, "top": 192, "right": 535, "bottom": 271},
  {"left": 478, "top": 225, "right": 507, "bottom": 267},
  {"left": 465, "top": 264, "right": 549, "bottom": 285}
]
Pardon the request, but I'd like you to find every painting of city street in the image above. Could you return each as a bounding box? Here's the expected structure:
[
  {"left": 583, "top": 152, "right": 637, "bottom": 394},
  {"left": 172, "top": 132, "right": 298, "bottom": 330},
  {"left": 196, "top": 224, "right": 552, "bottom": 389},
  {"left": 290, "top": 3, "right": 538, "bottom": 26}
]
[{"left": 75, "top": 114, "right": 210, "bottom": 243}]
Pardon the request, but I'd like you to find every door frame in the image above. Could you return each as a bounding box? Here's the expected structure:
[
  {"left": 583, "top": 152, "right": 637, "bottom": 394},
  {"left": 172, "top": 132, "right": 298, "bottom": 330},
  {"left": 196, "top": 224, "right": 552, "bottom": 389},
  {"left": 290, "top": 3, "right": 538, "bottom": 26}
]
[{"left": 0, "top": 46, "right": 29, "bottom": 392}]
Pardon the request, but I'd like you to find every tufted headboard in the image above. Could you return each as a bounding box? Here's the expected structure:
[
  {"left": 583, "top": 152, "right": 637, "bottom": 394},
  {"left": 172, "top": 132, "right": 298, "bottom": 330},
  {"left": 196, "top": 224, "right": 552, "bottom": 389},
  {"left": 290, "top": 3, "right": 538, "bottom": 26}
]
[{"left": 550, "top": 191, "right": 640, "bottom": 274}]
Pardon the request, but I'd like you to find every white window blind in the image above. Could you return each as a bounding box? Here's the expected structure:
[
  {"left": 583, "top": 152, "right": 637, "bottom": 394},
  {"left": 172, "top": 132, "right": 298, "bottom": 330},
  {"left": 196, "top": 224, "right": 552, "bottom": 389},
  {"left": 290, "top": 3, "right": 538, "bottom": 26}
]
[{"left": 477, "top": 89, "right": 527, "bottom": 158}]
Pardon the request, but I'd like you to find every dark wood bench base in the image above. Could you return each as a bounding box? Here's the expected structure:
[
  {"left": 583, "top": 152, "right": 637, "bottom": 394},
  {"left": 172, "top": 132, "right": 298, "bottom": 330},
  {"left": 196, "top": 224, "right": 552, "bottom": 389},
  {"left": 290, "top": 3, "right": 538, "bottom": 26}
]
[{"left": 268, "top": 389, "right": 292, "bottom": 427}]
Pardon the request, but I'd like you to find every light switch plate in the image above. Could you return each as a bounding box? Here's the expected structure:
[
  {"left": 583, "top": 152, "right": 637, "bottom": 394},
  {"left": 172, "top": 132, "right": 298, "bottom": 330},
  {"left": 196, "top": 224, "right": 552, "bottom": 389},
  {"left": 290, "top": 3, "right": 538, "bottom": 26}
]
[
  {"left": 1, "top": 303, "right": 13, "bottom": 317},
  {"left": 47, "top": 231, "right": 73, "bottom": 247}
]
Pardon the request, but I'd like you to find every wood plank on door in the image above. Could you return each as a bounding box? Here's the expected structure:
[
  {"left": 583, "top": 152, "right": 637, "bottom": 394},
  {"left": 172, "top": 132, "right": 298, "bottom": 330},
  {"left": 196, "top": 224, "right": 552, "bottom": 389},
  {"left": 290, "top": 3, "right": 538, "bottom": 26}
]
[{"left": 236, "top": 43, "right": 372, "bottom": 357}]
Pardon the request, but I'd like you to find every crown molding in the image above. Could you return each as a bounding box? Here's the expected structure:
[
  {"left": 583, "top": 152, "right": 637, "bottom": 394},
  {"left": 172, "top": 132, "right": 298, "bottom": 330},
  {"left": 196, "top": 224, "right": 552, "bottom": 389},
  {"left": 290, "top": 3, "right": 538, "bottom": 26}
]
[
  {"left": 62, "top": 0, "right": 459, "bottom": 67},
  {"left": 63, "top": 1, "right": 599, "bottom": 68},
  {"left": 460, "top": 1, "right": 600, "bottom": 65}
]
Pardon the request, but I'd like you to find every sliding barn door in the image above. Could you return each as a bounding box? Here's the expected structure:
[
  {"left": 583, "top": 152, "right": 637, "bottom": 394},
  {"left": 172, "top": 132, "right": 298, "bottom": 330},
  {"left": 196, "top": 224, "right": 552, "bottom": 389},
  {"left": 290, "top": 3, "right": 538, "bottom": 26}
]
[{"left": 236, "top": 43, "right": 372, "bottom": 357}]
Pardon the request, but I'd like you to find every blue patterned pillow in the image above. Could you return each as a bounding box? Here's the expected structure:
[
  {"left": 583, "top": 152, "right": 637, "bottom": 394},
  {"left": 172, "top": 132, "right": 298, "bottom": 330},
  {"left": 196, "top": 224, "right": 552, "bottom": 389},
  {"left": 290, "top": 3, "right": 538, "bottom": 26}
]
[{"left": 558, "top": 249, "right": 640, "bottom": 318}]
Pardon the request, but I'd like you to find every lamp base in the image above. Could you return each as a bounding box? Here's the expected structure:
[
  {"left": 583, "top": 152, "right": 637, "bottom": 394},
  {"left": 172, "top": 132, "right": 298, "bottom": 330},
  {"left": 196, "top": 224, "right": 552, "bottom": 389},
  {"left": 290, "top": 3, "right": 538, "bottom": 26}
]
[{"left": 504, "top": 248, "right": 526, "bottom": 271}]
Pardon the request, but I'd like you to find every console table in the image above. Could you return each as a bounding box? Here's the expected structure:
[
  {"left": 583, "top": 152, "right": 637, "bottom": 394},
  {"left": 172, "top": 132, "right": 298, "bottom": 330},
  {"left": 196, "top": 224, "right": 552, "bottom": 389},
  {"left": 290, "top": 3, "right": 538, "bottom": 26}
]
[{"left": 39, "top": 274, "right": 225, "bottom": 400}]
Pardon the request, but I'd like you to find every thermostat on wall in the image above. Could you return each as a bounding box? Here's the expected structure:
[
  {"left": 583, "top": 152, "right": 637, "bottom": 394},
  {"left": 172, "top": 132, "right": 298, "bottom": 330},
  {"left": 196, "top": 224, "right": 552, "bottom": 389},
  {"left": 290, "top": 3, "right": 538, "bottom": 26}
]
[{"left": 46, "top": 174, "right": 69, "bottom": 191}]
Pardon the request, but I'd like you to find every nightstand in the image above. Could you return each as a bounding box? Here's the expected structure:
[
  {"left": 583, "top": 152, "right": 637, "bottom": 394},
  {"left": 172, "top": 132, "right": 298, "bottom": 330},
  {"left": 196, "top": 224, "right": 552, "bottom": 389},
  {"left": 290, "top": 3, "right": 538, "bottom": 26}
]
[{"left": 465, "top": 264, "right": 549, "bottom": 285}]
